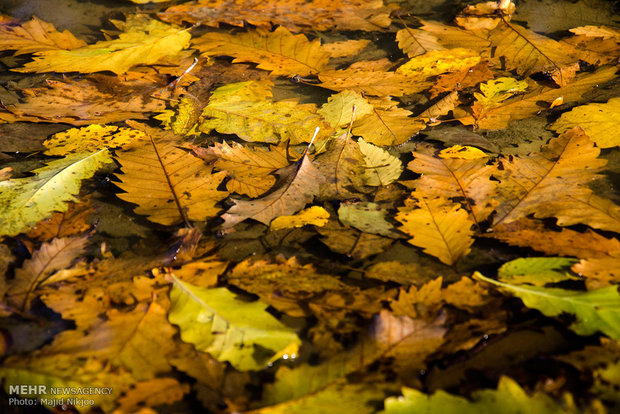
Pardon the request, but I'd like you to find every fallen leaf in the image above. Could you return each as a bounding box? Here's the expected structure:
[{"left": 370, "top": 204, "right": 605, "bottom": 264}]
[
  {"left": 429, "top": 61, "right": 494, "bottom": 98},
  {"left": 43, "top": 124, "right": 145, "bottom": 155},
  {"left": 314, "top": 131, "right": 366, "bottom": 199},
  {"left": 573, "top": 254, "right": 620, "bottom": 290},
  {"left": 168, "top": 275, "right": 301, "bottom": 370},
  {"left": 115, "top": 122, "right": 228, "bottom": 226},
  {"left": 550, "top": 97, "right": 620, "bottom": 148},
  {"left": 27, "top": 198, "right": 93, "bottom": 241},
  {"left": 116, "top": 378, "right": 189, "bottom": 413},
  {"left": 357, "top": 138, "right": 403, "bottom": 186},
  {"left": 194, "top": 26, "right": 330, "bottom": 77},
  {"left": 396, "top": 48, "right": 481, "bottom": 78},
  {"left": 317, "top": 219, "right": 393, "bottom": 259},
  {"left": 319, "top": 90, "right": 373, "bottom": 129},
  {"left": 438, "top": 145, "right": 487, "bottom": 160},
  {"left": 322, "top": 39, "right": 371, "bottom": 57},
  {"left": 497, "top": 257, "right": 580, "bottom": 286},
  {"left": 396, "top": 192, "right": 475, "bottom": 266},
  {"left": 318, "top": 67, "right": 431, "bottom": 97},
  {"left": 396, "top": 27, "right": 443, "bottom": 58},
  {"left": 270, "top": 206, "right": 330, "bottom": 231},
  {"left": 0, "top": 16, "right": 86, "bottom": 55},
  {"left": 338, "top": 202, "right": 397, "bottom": 237}
]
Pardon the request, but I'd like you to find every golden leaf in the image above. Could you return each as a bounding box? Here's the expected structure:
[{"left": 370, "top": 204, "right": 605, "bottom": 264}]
[
  {"left": 0, "top": 16, "right": 86, "bottom": 55},
  {"left": 43, "top": 124, "right": 145, "bottom": 155},
  {"left": 429, "top": 61, "right": 493, "bottom": 98},
  {"left": 471, "top": 66, "right": 617, "bottom": 129},
  {"left": 194, "top": 26, "right": 330, "bottom": 77},
  {"left": 117, "top": 378, "right": 189, "bottom": 413},
  {"left": 15, "top": 16, "right": 190, "bottom": 75},
  {"left": 6, "top": 235, "right": 89, "bottom": 311},
  {"left": 418, "top": 90, "right": 459, "bottom": 120},
  {"left": 396, "top": 48, "right": 481, "bottom": 78},
  {"left": 159, "top": 0, "right": 392, "bottom": 32},
  {"left": 438, "top": 145, "right": 488, "bottom": 160},
  {"left": 573, "top": 254, "right": 620, "bottom": 290},
  {"left": 322, "top": 39, "right": 371, "bottom": 57},
  {"left": 318, "top": 67, "right": 431, "bottom": 97},
  {"left": 314, "top": 132, "right": 366, "bottom": 199},
  {"left": 396, "top": 27, "right": 443, "bottom": 58},
  {"left": 27, "top": 198, "right": 93, "bottom": 241},
  {"left": 570, "top": 25, "right": 620, "bottom": 39},
  {"left": 208, "top": 141, "right": 290, "bottom": 197},
  {"left": 318, "top": 90, "right": 373, "bottom": 129},
  {"left": 550, "top": 97, "right": 620, "bottom": 148},
  {"left": 357, "top": 138, "right": 403, "bottom": 186},
  {"left": 390, "top": 278, "right": 443, "bottom": 319},
  {"left": 492, "top": 127, "right": 608, "bottom": 228},
  {"left": 270, "top": 206, "right": 330, "bottom": 231},
  {"left": 396, "top": 191, "right": 475, "bottom": 265},
  {"left": 221, "top": 149, "right": 325, "bottom": 228},
  {"left": 115, "top": 122, "right": 228, "bottom": 226}
]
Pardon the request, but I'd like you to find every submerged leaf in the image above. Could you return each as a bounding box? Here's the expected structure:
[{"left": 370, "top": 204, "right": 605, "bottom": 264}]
[
  {"left": 168, "top": 276, "right": 301, "bottom": 370},
  {"left": 0, "top": 150, "right": 112, "bottom": 237},
  {"left": 270, "top": 206, "right": 330, "bottom": 231},
  {"left": 357, "top": 138, "right": 403, "bottom": 186}
]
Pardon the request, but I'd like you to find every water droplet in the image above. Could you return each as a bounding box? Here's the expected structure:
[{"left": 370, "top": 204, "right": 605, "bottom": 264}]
[
  {"left": 197, "top": 310, "right": 211, "bottom": 323},
  {"left": 282, "top": 354, "right": 289, "bottom": 360}
]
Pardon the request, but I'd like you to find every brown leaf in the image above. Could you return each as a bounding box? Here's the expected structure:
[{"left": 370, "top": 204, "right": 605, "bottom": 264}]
[
  {"left": 430, "top": 61, "right": 494, "bottom": 99},
  {"left": 26, "top": 198, "right": 93, "bottom": 241}
]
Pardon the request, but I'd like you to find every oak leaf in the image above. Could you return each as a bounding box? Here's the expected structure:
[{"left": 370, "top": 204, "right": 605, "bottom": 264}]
[
  {"left": 0, "top": 150, "right": 112, "bottom": 237},
  {"left": 396, "top": 192, "right": 475, "bottom": 266},
  {"left": 114, "top": 122, "right": 228, "bottom": 226},
  {"left": 550, "top": 97, "right": 620, "bottom": 148},
  {"left": 5, "top": 235, "right": 89, "bottom": 311},
  {"left": 221, "top": 148, "right": 325, "bottom": 228},
  {"left": 492, "top": 127, "right": 607, "bottom": 228},
  {"left": 168, "top": 276, "right": 301, "bottom": 370},
  {"left": 206, "top": 141, "right": 290, "bottom": 197},
  {"left": 159, "top": 0, "right": 392, "bottom": 32},
  {"left": 406, "top": 146, "right": 497, "bottom": 224},
  {"left": 352, "top": 97, "right": 426, "bottom": 146},
  {"left": 270, "top": 206, "right": 330, "bottom": 231},
  {"left": 357, "top": 138, "right": 403, "bottom": 186},
  {"left": 194, "top": 26, "right": 330, "bottom": 77},
  {"left": 0, "top": 16, "right": 86, "bottom": 55},
  {"left": 15, "top": 16, "right": 190, "bottom": 75},
  {"left": 43, "top": 124, "right": 145, "bottom": 155}
]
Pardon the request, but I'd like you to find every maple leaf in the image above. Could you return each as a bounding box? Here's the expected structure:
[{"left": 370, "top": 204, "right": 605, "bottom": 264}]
[
  {"left": 221, "top": 143, "right": 325, "bottom": 228},
  {"left": 114, "top": 122, "right": 228, "bottom": 226},
  {"left": 168, "top": 276, "right": 301, "bottom": 370},
  {"left": 200, "top": 80, "right": 333, "bottom": 145},
  {"left": 159, "top": 0, "right": 392, "bottom": 32},
  {"left": 0, "top": 16, "right": 86, "bottom": 55},
  {"left": 205, "top": 140, "right": 290, "bottom": 197},
  {"left": 396, "top": 191, "right": 475, "bottom": 266},
  {"left": 43, "top": 124, "right": 145, "bottom": 155},
  {"left": 7, "top": 76, "right": 167, "bottom": 126},
  {"left": 383, "top": 376, "right": 579, "bottom": 414},
  {"left": 357, "top": 138, "right": 403, "bottom": 186},
  {"left": 475, "top": 272, "right": 620, "bottom": 339},
  {"left": 406, "top": 146, "right": 497, "bottom": 225},
  {"left": 492, "top": 127, "right": 607, "bottom": 227},
  {"left": 0, "top": 150, "right": 112, "bottom": 237},
  {"left": 5, "top": 235, "right": 89, "bottom": 311},
  {"left": 550, "top": 97, "right": 620, "bottom": 148},
  {"left": 353, "top": 97, "right": 426, "bottom": 146},
  {"left": 14, "top": 16, "right": 190, "bottom": 75},
  {"left": 194, "top": 26, "right": 330, "bottom": 77},
  {"left": 318, "top": 67, "right": 432, "bottom": 97},
  {"left": 468, "top": 66, "right": 618, "bottom": 129}
]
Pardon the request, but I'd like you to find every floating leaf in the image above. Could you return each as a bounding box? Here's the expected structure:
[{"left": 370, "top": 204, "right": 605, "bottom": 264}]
[
  {"left": 357, "top": 138, "right": 403, "bottom": 186},
  {"left": 473, "top": 77, "right": 528, "bottom": 109},
  {"left": 396, "top": 27, "right": 443, "bottom": 58},
  {"left": 0, "top": 16, "right": 86, "bottom": 55},
  {"left": 396, "top": 48, "right": 480, "bottom": 78},
  {"left": 314, "top": 132, "right": 366, "bottom": 199},
  {"left": 430, "top": 61, "right": 494, "bottom": 98},
  {"left": 338, "top": 202, "right": 396, "bottom": 237},
  {"left": 318, "top": 67, "right": 431, "bottom": 97},
  {"left": 438, "top": 145, "right": 488, "bottom": 160},
  {"left": 194, "top": 26, "right": 329, "bottom": 77},
  {"left": 15, "top": 16, "right": 190, "bottom": 74},
  {"left": 270, "top": 206, "right": 330, "bottom": 231},
  {"left": 497, "top": 257, "right": 580, "bottom": 286},
  {"left": 44, "top": 124, "right": 145, "bottom": 155},
  {"left": 396, "top": 192, "right": 475, "bottom": 266},
  {"left": 221, "top": 147, "right": 324, "bottom": 228},
  {"left": 168, "top": 276, "right": 301, "bottom": 371},
  {"left": 475, "top": 272, "right": 620, "bottom": 339},
  {"left": 382, "top": 376, "right": 579, "bottom": 414},
  {"left": 319, "top": 90, "right": 373, "bottom": 129},
  {"left": 550, "top": 97, "right": 620, "bottom": 148},
  {"left": 0, "top": 150, "right": 112, "bottom": 237},
  {"left": 115, "top": 122, "right": 228, "bottom": 226}
]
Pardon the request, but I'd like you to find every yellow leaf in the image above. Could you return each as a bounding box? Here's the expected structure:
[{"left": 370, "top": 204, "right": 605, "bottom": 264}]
[
  {"left": 396, "top": 27, "right": 443, "bottom": 58},
  {"left": 194, "top": 26, "right": 330, "bottom": 77},
  {"left": 201, "top": 81, "right": 333, "bottom": 145},
  {"left": 471, "top": 66, "right": 617, "bottom": 129},
  {"left": 390, "top": 278, "right": 443, "bottom": 318},
  {"left": 473, "top": 77, "right": 528, "bottom": 108},
  {"left": 322, "top": 39, "right": 371, "bottom": 57},
  {"left": 396, "top": 48, "right": 481, "bottom": 78},
  {"left": 0, "top": 16, "right": 86, "bottom": 55},
  {"left": 550, "top": 97, "right": 620, "bottom": 148},
  {"left": 15, "top": 16, "right": 190, "bottom": 75},
  {"left": 314, "top": 132, "right": 366, "bottom": 199},
  {"left": 270, "top": 206, "right": 330, "bottom": 231},
  {"left": 115, "top": 122, "right": 228, "bottom": 226},
  {"left": 396, "top": 192, "right": 475, "bottom": 265},
  {"left": 319, "top": 90, "right": 374, "bottom": 129},
  {"left": 318, "top": 67, "right": 431, "bottom": 97},
  {"left": 570, "top": 25, "right": 620, "bottom": 39},
  {"left": 221, "top": 149, "right": 325, "bottom": 228},
  {"left": 117, "top": 378, "right": 189, "bottom": 413},
  {"left": 438, "top": 145, "right": 488, "bottom": 160},
  {"left": 418, "top": 90, "right": 459, "bottom": 120},
  {"left": 353, "top": 97, "right": 426, "bottom": 146},
  {"left": 43, "top": 124, "right": 145, "bottom": 155},
  {"left": 357, "top": 138, "right": 403, "bottom": 186}
]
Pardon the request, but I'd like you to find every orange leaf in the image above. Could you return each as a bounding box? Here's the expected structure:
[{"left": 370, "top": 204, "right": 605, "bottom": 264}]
[{"left": 0, "top": 17, "right": 86, "bottom": 55}]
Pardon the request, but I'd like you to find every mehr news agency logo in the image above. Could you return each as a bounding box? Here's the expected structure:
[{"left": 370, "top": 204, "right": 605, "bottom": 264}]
[{"left": 8, "top": 384, "right": 113, "bottom": 408}]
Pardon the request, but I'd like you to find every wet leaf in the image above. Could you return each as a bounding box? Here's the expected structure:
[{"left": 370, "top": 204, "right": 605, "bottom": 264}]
[
  {"left": 168, "top": 275, "right": 301, "bottom": 370},
  {"left": 497, "top": 257, "right": 580, "bottom": 286},
  {"left": 338, "top": 202, "right": 396, "bottom": 237},
  {"left": 43, "top": 124, "right": 145, "bottom": 155},
  {"left": 357, "top": 138, "right": 403, "bottom": 186},
  {"left": 0, "top": 16, "right": 86, "bottom": 55},
  {"left": 319, "top": 90, "right": 374, "bottom": 129},
  {"left": 270, "top": 206, "right": 330, "bottom": 231},
  {"left": 318, "top": 67, "right": 431, "bottom": 97}
]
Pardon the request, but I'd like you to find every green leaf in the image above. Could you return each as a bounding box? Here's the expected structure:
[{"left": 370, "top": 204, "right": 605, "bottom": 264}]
[
  {"left": 357, "top": 138, "right": 403, "bottom": 186},
  {"left": 474, "top": 271, "right": 620, "bottom": 339},
  {"left": 0, "top": 150, "right": 112, "bottom": 237},
  {"left": 168, "top": 275, "right": 301, "bottom": 371},
  {"left": 382, "top": 376, "right": 578, "bottom": 414},
  {"left": 497, "top": 257, "right": 580, "bottom": 286}
]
